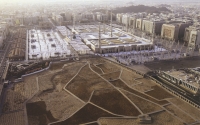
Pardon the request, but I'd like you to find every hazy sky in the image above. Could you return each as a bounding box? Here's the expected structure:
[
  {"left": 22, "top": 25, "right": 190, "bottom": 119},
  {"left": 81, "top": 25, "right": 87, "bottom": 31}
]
[{"left": 0, "top": 0, "right": 199, "bottom": 4}]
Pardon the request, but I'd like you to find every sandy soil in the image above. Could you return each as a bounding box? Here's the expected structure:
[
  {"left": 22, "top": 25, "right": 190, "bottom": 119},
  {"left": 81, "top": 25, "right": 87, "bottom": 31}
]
[
  {"left": 52, "top": 62, "right": 86, "bottom": 88},
  {"left": 168, "top": 97, "right": 200, "bottom": 121},
  {"left": 131, "top": 78, "right": 156, "bottom": 92},
  {"left": 145, "top": 86, "right": 173, "bottom": 100},
  {"left": 121, "top": 89, "right": 163, "bottom": 114},
  {"left": 51, "top": 103, "right": 117, "bottom": 125},
  {"left": 90, "top": 64, "right": 103, "bottom": 75},
  {"left": 0, "top": 110, "right": 25, "bottom": 125},
  {"left": 98, "top": 111, "right": 183, "bottom": 125},
  {"left": 120, "top": 69, "right": 143, "bottom": 86},
  {"left": 96, "top": 62, "right": 121, "bottom": 74},
  {"left": 165, "top": 104, "right": 195, "bottom": 124},
  {"left": 101, "top": 71, "right": 121, "bottom": 81},
  {"left": 38, "top": 90, "right": 84, "bottom": 120},
  {"left": 109, "top": 78, "right": 169, "bottom": 105},
  {"left": 66, "top": 65, "right": 113, "bottom": 102},
  {"left": 90, "top": 89, "right": 141, "bottom": 116},
  {"left": 129, "top": 65, "right": 152, "bottom": 74},
  {"left": 38, "top": 73, "right": 55, "bottom": 92}
]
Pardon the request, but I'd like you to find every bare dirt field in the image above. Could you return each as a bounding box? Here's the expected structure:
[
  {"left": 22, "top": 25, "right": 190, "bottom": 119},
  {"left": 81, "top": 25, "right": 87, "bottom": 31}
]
[
  {"left": 49, "top": 62, "right": 68, "bottom": 71},
  {"left": 38, "top": 73, "right": 55, "bottom": 92},
  {"left": 90, "top": 64, "right": 103, "bottom": 75},
  {"left": 120, "top": 69, "right": 143, "bottom": 86},
  {"left": 129, "top": 64, "right": 152, "bottom": 74},
  {"left": 3, "top": 57, "right": 200, "bottom": 125},
  {"left": 109, "top": 79, "right": 169, "bottom": 105},
  {"left": 34, "top": 90, "right": 84, "bottom": 120},
  {"left": 164, "top": 104, "right": 195, "bottom": 124},
  {"left": 65, "top": 65, "right": 113, "bottom": 102},
  {"left": 2, "top": 89, "right": 26, "bottom": 113},
  {"left": 145, "top": 56, "right": 200, "bottom": 71},
  {"left": 96, "top": 62, "right": 121, "bottom": 74},
  {"left": 131, "top": 78, "right": 156, "bottom": 92},
  {"left": 145, "top": 85, "right": 173, "bottom": 100},
  {"left": 90, "top": 89, "right": 141, "bottom": 116},
  {"left": 120, "top": 89, "right": 163, "bottom": 114},
  {"left": 83, "top": 122, "right": 99, "bottom": 125},
  {"left": 98, "top": 111, "right": 183, "bottom": 125},
  {"left": 52, "top": 62, "right": 86, "bottom": 88},
  {"left": 0, "top": 110, "right": 25, "bottom": 125},
  {"left": 101, "top": 71, "right": 121, "bottom": 81},
  {"left": 51, "top": 103, "right": 118, "bottom": 125},
  {"left": 168, "top": 97, "right": 200, "bottom": 121},
  {"left": 27, "top": 101, "right": 58, "bottom": 125},
  {"left": 87, "top": 58, "right": 106, "bottom": 65}
]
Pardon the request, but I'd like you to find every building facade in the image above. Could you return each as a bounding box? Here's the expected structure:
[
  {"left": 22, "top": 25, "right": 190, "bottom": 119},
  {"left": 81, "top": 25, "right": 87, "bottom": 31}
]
[
  {"left": 161, "top": 24, "right": 179, "bottom": 40},
  {"left": 159, "top": 70, "right": 200, "bottom": 96}
]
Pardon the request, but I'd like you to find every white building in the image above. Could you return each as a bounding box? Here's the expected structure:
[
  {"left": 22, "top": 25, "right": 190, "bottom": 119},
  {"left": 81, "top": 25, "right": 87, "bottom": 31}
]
[
  {"left": 56, "top": 15, "right": 63, "bottom": 26},
  {"left": 28, "top": 29, "right": 71, "bottom": 60},
  {"left": 0, "top": 23, "right": 8, "bottom": 40},
  {"left": 65, "top": 12, "right": 72, "bottom": 21},
  {"left": 97, "top": 13, "right": 108, "bottom": 22},
  {"left": 0, "top": 37, "right": 3, "bottom": 48},
  {"left": 116, "top": 13, "right": 123, "bottom": 24}
]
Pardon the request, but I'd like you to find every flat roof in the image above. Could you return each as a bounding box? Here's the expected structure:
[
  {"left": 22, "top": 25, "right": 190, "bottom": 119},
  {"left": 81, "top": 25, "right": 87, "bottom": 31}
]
[{"left": 164, "top": 70, "right": 200, "bottom": 88}]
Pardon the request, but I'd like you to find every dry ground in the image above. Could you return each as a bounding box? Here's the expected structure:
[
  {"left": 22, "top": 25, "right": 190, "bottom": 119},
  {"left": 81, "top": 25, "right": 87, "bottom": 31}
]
[
  {"left": 51, "top": 103, "right": 117, "bottom": 125},
  {"left": 98, "top": 111, "right": 184, "bottom": 125},
  {"left": 164, "top": 104, "right": 195, "bottom": 124},
  {"left": 65, "top": 64, "right": 113, "bottom": 102},
  {"left": 2, "top": 57, "right": 200, "bottom": 125},
  {"left": 168, "top": 97, "right": 200, "bottom": 121},
  {"left": 145, "top": 86, "right": 174, "bottom": 100},
  {"left": 121, "top": 89, "right": 163, "bottom": 114},
  {"left": 0, "top": 110, "right": 25, "bottom": 125},
  {"left": 90, "top": 89, "right": 141, "bottom": 116}
]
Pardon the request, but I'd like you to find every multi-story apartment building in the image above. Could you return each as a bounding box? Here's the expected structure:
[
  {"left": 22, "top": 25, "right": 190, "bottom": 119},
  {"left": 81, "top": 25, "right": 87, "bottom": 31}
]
[
  {"left": 142, "top": 19, "right": 165, "bottom": 35},
  {"left": 56, "top": 15, "right": 63, "bottom": 26},
  {"left": 0, "top": 22, "right": 8, "bottom": 40},
  {"left": 96, "top": 13, "right": 108, "bottom": 22},
  {"left": 161, "top": 22, "right": 192, "bottom": 41},
  {"left": 0, "top": 37, "right": 3, "bottom": 48},
  {"left": 161, "top": 24, "right": 179, "bottom": 40},
  {"left": 116, "top": 13, "right": 123, "bottom": 24},
  {"left": 136, "top": 18, "right": 143, "bottom": 30}
]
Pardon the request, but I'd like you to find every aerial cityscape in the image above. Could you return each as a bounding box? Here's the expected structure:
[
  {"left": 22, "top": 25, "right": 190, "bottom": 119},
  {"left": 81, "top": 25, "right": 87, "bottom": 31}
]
[{"left": 1, "top": 0, "right": 200, "bottom": 125}]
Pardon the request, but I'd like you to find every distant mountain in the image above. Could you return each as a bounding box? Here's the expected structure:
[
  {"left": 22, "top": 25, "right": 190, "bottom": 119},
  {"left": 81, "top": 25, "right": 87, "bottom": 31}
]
[
  {"left": 93, "top": 5, "right": 171, "bottom": 14},
  {"left": 113, "top": 5, "right": 171, "bottom": 14}
]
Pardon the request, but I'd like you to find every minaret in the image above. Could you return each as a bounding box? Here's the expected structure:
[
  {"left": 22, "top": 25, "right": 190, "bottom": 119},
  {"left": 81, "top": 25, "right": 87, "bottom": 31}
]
[
  {"left": 153, "top": 21, "right": 156, "bottom": 44},
  {"left": 104, "top": 21, "right": 105, "bottom": 34},
  {"left": 126, "top": 15, "right": 128, "bottom": 32},
  {"left": 73, "top": 13, "right": 76, "bottom": 30},
  {"left": 110, "top": 10, "right": 113, "bottom": 37},
  {"left": 99, "top": 23, "right": 101, "bottom": 53}
]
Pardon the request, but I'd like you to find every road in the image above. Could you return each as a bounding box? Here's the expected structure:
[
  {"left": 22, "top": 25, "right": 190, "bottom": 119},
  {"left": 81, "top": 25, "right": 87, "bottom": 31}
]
[
  {"left": 0, "top": 34, "right": 12, "bottom": 114},
  {"left": 0, "top": 41, "right": 11, "bottom": 82}
]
